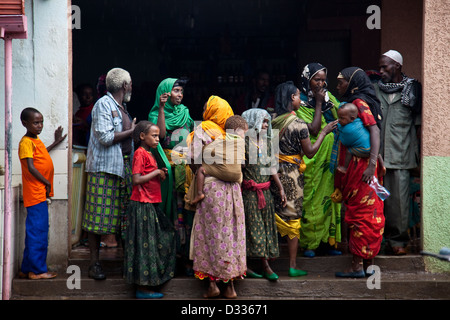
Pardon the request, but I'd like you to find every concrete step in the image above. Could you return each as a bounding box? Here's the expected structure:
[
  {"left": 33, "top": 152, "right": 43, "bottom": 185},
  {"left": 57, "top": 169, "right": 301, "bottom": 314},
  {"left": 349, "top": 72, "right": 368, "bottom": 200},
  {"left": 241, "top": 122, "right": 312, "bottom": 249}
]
[
  {"left": 10, "top": 270, "right": 450, "bottom": 300},
  {"left": 67, "top": 246, "right": 124, "bottom": 276},
  {"left": 11, "top": 274, "right": 134, "bottom": 300},
  {"left": 11, "top": 245, "right": 450, "bottom": 300},
  {"left": 66, "top": 245, "right": 427, "bottom": 275}
]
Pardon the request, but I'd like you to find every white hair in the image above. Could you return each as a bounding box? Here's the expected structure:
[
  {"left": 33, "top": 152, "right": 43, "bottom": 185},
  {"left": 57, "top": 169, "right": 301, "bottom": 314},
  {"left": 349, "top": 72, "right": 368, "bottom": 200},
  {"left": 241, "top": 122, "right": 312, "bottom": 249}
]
[{"left": 106, "top": 68, "right": 131, "bottom": 93}]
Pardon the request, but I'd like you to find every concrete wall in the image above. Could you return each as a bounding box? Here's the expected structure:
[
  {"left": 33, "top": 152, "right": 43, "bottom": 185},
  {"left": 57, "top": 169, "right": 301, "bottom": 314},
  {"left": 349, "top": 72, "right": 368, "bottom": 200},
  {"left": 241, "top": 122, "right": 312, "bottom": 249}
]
[
  {"left": 0, "top": 0, "right": 70, "bottom": 274},
  {"left": 381, "top": 0, "right": 450, "bottom": 273},
  {"left": 381, "top": 0, "right": 423, "bottom": 81},
  {"left": 421, "top": 0, "right": 450, "bottom": 273}
]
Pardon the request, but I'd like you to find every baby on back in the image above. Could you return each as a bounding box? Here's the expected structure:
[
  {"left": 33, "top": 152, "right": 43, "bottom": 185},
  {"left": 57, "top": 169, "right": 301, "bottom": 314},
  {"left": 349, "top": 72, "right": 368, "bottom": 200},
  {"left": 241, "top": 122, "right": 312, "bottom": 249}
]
[
  {"left": 187, "top": 115, "right": 248, "bottom": 205},
  {"left": 336, "top": 102, "right": 383, "bottom": 173}
]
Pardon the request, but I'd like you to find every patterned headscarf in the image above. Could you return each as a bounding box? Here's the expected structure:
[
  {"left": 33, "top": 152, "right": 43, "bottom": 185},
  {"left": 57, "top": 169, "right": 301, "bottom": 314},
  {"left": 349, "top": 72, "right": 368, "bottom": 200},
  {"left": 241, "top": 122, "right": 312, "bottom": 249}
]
[
  {"left": 241, "top": 108, "right": 272, "bottom": 138},
  {"left": 300, "top": 63, "right": 336, "bottom": 122}
]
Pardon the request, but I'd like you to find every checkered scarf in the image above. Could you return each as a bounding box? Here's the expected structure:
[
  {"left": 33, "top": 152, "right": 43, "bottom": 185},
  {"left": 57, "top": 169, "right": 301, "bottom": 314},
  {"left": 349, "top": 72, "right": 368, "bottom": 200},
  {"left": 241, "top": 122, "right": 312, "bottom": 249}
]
[{"left": 378, "top": 73, "right": 416, "bottom": 107}]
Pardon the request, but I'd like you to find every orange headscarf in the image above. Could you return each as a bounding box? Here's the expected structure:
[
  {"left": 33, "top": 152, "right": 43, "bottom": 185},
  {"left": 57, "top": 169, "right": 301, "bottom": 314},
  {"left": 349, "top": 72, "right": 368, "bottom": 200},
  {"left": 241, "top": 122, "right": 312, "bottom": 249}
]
[{"left": 187, "top": 95, "right": 234, "bottom": 145}]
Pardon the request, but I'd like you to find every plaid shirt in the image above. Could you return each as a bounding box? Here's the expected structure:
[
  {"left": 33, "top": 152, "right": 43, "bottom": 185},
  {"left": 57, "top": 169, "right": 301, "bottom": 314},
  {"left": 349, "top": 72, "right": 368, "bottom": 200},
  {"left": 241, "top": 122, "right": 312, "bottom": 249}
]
[{"left": 85, "top": 92, "right": 126, "bottom": 177}]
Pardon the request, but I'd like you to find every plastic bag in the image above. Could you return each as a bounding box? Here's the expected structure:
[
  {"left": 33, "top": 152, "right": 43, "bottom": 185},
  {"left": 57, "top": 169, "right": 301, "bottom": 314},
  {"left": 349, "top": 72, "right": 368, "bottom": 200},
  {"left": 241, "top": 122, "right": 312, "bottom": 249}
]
[{"left": 369, "top": 177, "right": 390, "bottom": 201}]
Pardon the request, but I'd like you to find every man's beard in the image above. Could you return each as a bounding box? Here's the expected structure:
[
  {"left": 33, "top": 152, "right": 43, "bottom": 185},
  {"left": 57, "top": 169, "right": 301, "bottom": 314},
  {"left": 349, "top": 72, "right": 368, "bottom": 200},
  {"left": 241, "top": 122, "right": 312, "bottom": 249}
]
[{"left": 123, "top": 91, "right": 132, "bottom": 103}]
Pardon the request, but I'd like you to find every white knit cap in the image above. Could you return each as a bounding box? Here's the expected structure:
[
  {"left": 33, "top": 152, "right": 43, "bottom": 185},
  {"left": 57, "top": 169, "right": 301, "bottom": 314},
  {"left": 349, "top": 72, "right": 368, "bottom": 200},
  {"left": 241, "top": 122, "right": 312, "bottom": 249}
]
[{"left": 382, "top": 50, "right": 403, "bottom": 66}]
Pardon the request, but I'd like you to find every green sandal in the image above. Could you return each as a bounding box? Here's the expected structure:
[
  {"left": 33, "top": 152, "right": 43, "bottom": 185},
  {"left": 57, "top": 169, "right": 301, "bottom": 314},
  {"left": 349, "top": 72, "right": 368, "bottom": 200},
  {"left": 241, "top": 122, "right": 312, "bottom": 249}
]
[
  {"left": 263, "top": 271, "right": 279, "bottom": 281},
  {"left": 246, "top": 271, "right": 263, "bottom": 278},
  {"left": 289, "top": 268, "right": 308, "bottom": 277}
]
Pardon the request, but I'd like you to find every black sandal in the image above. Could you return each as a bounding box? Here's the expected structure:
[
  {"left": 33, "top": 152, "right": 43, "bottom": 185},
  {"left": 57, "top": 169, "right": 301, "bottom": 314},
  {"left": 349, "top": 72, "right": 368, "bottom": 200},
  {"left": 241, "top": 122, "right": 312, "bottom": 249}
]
[{"left": 89, "top": 262, "right": 106, "bottom": 280}]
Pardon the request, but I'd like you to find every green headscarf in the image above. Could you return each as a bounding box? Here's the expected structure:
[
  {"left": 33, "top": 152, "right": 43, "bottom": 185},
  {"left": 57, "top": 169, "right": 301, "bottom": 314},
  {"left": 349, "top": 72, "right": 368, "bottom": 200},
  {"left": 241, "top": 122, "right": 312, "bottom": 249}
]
[
  {"left": 147, "top": 78, "right": 194, "bottom": 223},
  {"left": 148, "top": 78, "right": 194, "bottom": 131}
]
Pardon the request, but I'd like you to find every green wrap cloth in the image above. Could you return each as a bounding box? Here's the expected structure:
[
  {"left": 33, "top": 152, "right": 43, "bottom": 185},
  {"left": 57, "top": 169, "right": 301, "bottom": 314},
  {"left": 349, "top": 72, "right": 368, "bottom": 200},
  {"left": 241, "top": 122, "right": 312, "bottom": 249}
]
[
  {"left": 148, "top": 78, "right": 194, "bottom": 132},
  {"left": 148, "top": 78, "right": 194, "bottom": 222},
  {"left": 295, "top": 92, "right": 342, "bottom": 249}
]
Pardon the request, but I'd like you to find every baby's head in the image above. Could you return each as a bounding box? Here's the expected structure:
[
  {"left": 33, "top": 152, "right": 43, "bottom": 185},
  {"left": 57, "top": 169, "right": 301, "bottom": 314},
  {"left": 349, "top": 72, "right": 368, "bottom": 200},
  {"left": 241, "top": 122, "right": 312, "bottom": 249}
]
[
  {"left": 225, "top": 115, "right": 249, "bottom": 139},
  {"left": 337, "top": 103, "right": 358, "bottom": 126}
]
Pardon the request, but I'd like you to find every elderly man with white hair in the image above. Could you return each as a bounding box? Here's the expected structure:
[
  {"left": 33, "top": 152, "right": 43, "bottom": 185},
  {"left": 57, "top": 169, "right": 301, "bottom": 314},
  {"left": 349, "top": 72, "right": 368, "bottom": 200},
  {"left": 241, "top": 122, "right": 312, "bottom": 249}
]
[
  {"left": 375, "top": 50, "right": 422, "bottom": 256},
  {"left": 82, "top": 67, "right": 136, "bottom": 279}
]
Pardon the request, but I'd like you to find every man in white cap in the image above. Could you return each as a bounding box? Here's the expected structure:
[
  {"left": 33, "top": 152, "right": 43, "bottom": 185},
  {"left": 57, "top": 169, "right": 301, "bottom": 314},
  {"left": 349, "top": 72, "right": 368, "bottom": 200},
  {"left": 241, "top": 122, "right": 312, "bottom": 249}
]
[{"left": 374, "top": 50, "right": 422, "bottom": 255}]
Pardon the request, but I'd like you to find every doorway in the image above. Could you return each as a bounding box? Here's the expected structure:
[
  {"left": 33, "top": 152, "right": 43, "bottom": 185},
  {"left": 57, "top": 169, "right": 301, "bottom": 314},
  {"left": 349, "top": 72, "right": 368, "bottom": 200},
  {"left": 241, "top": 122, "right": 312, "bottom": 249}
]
[{"left": 69, "top": 0, "right": 384, "bottom": 260}]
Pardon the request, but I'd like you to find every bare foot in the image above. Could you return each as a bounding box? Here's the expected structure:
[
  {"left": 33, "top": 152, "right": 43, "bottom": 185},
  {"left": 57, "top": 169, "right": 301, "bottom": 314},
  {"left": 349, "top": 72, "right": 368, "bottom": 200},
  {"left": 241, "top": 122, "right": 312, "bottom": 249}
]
[
  {"left": 101, "top": 234, "right": 118, "bottom": 248},
  {"left": 223, "top": 282, "right": 237, "bottom": 299},
  {"left": 191, "top": 193, "right": 205, "bottom": 204},
  {"left": 203, "top": 280, "right": 220, "bottom": 298}
]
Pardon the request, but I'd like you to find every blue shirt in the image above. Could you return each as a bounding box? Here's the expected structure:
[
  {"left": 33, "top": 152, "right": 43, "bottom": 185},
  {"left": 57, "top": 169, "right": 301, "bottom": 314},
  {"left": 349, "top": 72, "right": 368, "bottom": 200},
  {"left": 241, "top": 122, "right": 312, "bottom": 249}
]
[{"left": 85, "top": 92, "right": 126, "bottom": 177}]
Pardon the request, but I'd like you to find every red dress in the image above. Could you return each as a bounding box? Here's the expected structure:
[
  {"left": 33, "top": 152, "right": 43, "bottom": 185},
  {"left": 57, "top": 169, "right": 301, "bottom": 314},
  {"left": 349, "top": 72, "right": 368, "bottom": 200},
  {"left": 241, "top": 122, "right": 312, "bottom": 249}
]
[{"left": 337, "top": 99, "right": 385, "bottom": 259}]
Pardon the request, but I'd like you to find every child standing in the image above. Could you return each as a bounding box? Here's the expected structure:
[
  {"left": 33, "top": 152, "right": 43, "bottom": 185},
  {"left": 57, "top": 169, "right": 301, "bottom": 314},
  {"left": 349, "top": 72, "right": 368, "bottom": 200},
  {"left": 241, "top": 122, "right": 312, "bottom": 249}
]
[
  {"left": 241, "top": 108, "right": 286, "bottom": 281},
  {"left": 18, "top": 107, "right": 66, "bottom": 279},
  {"left": 124, "top": 121, "right": 176, "bottom": 299}
]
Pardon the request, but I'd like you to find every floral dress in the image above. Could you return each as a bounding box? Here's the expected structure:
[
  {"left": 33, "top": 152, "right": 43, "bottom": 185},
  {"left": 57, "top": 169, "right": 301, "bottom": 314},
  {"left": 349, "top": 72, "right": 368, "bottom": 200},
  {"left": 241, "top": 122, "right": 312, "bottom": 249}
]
[
  {"left": 191, "top": 127, "right": 247, "bottom": 282},
  {"left": 337, "top": 99, "right": 385, "bottom": 259},
  {"left": 242, "top": 137, "right": 279, "bottom": 259},
  {"left": 271, "top": 117, "right": 310, "bottom": 222}
]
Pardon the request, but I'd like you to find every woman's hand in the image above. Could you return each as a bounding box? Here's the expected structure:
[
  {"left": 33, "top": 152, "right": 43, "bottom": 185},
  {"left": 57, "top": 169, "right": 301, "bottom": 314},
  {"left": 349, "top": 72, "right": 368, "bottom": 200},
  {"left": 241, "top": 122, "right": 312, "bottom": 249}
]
[
  {"left": 279, "top": 188, "right": 287, "bottom": 208},
  {"left": 362, "top": 165, "right": 375, "bottom": 183},
  {"left": 159, "top": 92, "right": 170, "bottom": 108},
  {"left": 313, "top": 88, "right": 326, "bottom": 106},
  {"left": 322, "top": 120, "right": 338, "bottom": 135}
]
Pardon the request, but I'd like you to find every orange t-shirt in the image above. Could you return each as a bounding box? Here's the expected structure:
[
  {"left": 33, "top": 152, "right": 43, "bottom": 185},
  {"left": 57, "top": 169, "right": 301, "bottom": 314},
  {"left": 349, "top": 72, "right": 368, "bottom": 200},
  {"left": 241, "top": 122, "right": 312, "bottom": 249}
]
[{"left": 18, "top": 136, "right": 54, "bottom": 207}]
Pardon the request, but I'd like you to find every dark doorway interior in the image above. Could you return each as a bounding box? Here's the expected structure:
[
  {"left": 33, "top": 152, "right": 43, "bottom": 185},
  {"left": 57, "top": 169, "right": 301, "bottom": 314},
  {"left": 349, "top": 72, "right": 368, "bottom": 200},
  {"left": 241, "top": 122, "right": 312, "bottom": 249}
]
[{"left": 72, "top": 0, "right": 380, "bottom": 122}]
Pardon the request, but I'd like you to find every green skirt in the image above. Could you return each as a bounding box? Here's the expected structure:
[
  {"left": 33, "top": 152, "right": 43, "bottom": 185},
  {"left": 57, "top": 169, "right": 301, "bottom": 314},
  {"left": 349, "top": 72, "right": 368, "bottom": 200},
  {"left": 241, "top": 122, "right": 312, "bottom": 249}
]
[
  {"left": 242, "top": 189, "right": 279, "bottom": 259},
  {"left": 82, "top": 171, "right": 122, "bottom": 235},
  {"left": 124, "top": 201, "right": 176, "bottom": 287},
  {"left": 82, "top": 158, "right": 132, "bottom": 236}
]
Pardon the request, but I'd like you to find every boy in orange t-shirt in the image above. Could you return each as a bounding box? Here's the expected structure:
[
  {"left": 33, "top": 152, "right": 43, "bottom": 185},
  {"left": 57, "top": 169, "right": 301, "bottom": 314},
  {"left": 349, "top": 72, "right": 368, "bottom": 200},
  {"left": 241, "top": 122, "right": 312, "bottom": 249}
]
[{"left": 18, "top": 108, "right": 66, "bottom": 280}]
